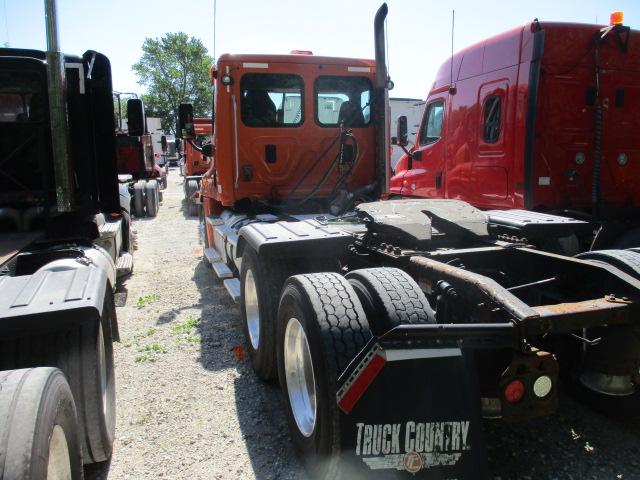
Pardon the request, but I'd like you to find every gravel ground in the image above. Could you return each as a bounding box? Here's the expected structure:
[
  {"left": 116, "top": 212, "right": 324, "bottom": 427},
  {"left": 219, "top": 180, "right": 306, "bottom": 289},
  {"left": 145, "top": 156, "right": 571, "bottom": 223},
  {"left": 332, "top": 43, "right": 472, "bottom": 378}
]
[{"left": 87, "top": 170, "right": 640, "bottom": 479}]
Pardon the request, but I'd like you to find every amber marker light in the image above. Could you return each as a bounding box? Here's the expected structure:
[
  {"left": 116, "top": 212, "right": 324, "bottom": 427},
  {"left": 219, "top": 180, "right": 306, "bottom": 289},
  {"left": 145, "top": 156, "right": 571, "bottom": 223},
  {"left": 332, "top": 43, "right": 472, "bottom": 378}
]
[{"left": 610, "top": 11, "right": 624, "bottom": 26}]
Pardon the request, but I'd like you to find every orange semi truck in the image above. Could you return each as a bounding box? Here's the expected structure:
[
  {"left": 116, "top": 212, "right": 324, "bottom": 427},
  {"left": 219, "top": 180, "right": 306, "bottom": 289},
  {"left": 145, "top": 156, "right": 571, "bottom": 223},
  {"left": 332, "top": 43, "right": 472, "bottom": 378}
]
[
  {"left": 390, "top": 13, "right": 640, "bottom": 257},
  {"left": 178, "top": 5, "right": 640, "bottom": 479},
  {"left": 182, "top": 117, "right": 212, "bottom": 216}
]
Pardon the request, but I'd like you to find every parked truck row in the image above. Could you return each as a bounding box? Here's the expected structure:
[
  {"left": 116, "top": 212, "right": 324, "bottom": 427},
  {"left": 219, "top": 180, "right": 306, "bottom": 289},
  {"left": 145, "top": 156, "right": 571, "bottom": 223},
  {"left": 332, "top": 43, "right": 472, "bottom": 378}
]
[{"left": 179, "top": 4, "right": 640, "bottom": 478}]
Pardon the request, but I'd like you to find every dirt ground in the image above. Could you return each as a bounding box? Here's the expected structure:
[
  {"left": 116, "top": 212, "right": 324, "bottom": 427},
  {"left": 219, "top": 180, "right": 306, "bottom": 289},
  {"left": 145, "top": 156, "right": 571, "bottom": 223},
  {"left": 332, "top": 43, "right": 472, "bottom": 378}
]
[{"left": 86, "top": 170, "right": 640, "bottom": 480}]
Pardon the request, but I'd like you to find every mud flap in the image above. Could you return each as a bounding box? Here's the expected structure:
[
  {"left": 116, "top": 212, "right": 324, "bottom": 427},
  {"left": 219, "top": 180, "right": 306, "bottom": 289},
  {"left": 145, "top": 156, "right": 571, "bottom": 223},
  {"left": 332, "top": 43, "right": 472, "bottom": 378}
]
[{"left": 337, "top": 345, "right": 487, "bottom": 479}]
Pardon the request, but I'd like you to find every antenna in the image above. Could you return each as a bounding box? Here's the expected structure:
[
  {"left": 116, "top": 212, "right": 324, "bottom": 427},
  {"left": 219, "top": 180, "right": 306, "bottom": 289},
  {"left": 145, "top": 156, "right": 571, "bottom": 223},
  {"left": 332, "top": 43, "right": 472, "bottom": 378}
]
[
  {"left": 449, "top": 10, "right": 456, "bottom": 95},
  {"left": 213, "top": 0, "right": 217, "bottom": 61}
]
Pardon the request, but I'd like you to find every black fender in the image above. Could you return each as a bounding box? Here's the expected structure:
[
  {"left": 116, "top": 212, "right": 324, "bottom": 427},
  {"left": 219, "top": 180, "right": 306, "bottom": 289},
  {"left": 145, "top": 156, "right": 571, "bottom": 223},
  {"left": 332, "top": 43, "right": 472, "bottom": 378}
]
[
  {"left": 238, "top": 217, "right": 355, "bottom": 259},
  {"left": 0, "top": 265, "right": 109, "bottom": 336}
]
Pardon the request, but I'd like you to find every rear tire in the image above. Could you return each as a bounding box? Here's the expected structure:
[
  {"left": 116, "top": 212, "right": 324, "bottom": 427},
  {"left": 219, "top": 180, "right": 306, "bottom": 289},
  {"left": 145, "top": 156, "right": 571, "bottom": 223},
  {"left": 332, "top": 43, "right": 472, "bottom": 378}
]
[
  {"left": 576, "top": 249, "right": 640, "bottom": 280},
  {"left": 77, "top": 305, "right": 116, "bottom": 464},
  {"left": 276, "top": 273, "right": 371, "bottom": 478},
  {"left": 133, "top": 181, "right": 145, "bottom": 218},
  {"left": 240, "top": 247, "right": 292, "bottom": 380},
  {"left": 346, "top": 267, "right": 435, "bottom": 334},
  {"left": 145, "top": 180, "right": 159, "bottom": 218},
  {"left": 0, "top": 368, "right": 83, "bottom": 479}
]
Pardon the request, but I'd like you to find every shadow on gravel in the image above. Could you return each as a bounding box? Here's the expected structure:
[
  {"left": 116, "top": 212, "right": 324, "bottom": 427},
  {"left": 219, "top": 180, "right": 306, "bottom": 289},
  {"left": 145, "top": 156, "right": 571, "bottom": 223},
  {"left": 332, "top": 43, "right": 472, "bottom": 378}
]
[
  {"left": 182, "top": 256, "right": 307, "bottom": 479},
  {"left": 485, "top": 388, "right": 640, "bottom": 479}
]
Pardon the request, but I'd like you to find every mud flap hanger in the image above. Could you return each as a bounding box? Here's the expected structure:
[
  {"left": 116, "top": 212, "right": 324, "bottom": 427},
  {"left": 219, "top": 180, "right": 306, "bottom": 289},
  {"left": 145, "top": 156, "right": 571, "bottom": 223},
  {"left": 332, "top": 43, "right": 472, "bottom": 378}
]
[{"left": 337, "top": 322, "right": 518, "bottom": 415}]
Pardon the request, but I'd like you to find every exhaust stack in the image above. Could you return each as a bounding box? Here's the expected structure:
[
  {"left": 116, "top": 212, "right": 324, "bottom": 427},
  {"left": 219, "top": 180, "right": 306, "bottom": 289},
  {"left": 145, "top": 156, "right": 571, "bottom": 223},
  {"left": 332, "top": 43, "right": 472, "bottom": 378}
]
[
  {"left": 373, "top": 3, "right": 390, "bottom": 196},
  {"left": 45, "top": 0, "right": 74, "bottom": 212}
]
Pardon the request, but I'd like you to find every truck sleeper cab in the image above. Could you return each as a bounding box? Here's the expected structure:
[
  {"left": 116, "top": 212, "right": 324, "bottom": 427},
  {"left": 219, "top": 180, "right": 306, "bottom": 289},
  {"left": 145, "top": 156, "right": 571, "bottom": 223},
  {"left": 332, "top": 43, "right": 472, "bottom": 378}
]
[
  {"left": 0, "top": 40, "right": 130, "bottom": 474},
  {"left": 390, "top": 19, "right": 640, "bottom": 253}
]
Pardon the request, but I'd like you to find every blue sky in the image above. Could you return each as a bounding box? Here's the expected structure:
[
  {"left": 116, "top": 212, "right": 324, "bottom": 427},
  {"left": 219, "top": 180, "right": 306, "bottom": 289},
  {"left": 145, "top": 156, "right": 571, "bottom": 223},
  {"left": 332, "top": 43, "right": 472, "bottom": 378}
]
[{"left": 2, "top": 0, "right": 639, "bottom": 99}]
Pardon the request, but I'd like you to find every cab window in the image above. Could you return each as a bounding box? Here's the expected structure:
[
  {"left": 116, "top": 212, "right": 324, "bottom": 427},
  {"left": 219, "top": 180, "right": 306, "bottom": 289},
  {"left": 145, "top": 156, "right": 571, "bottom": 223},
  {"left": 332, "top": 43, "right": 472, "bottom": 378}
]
[
  {"left": 419, "top": 101, "right": 444, "bottom": 145},
  {"left": 315, "top": 76, "right": 371, "bottom": 127},
  {"left": 483, "top": 95, "right": 501, "bottom": 143},
  {"left": 240, "top": 73, "right": 304, "bottom": 127}
]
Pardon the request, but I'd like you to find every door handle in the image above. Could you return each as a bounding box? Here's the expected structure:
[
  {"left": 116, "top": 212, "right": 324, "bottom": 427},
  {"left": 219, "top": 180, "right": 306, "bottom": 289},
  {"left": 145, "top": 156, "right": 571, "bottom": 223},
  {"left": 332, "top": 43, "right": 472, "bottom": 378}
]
[{"left": 436, "top": 171, "right": 443, "bottom": 189}]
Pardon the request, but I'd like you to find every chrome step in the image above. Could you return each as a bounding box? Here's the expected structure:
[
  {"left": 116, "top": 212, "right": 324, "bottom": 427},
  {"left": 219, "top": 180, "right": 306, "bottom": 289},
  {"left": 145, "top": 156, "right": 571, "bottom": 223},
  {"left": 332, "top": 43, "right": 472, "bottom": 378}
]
[
  {"left": 116, "top": 252, "right": 133, "bottom": 278},
  {"left": 223, "top": 278, "right": 241, "bottom": 303},
  {"left": 203, "top": 247, "right": 222, "bottom": 264},
  {"left": 212, "top": 261, "right": 233, "bottom": 279}
]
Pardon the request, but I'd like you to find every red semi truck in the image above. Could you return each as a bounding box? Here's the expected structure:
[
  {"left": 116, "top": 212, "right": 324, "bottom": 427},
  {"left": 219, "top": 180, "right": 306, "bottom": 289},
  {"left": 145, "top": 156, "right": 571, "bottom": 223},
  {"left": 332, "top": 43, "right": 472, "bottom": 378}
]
[{"left": 390, "top": 13, "right": 640, "bottom": 255}]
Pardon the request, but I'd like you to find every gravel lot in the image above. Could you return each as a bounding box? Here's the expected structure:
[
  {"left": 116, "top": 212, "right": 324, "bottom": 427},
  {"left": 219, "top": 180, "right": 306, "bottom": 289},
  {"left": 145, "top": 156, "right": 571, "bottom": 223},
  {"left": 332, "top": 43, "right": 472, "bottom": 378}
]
[{"left": 87, "top": 170, "right": 640, "bottom": 479}]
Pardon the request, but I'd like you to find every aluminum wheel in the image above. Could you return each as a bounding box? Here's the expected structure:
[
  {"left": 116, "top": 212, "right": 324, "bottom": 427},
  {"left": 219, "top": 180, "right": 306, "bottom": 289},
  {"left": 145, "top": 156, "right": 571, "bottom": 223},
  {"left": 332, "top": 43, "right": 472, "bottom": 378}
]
[
  {"left": 284, "top": 317, "right": 317, "bottom": 437},
  {"left": 244, "top": 269, "right": 260, "bottom": 350},
  {"left": 47, "top": 425, "right": 72, "bottom": 480}
]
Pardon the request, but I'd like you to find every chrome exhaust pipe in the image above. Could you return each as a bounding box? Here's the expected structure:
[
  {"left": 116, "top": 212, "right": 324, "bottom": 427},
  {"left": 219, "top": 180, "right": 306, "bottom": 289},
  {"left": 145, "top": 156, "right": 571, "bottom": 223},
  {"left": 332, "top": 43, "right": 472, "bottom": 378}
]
[{"left": 45, "top": 0, "right": 74, "bottom": 212}]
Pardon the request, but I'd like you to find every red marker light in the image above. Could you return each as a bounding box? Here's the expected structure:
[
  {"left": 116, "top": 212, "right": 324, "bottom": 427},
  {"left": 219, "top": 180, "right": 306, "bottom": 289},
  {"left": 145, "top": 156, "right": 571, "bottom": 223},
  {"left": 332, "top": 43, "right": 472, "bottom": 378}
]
[{"left": 504, "top": 379, "right": 526, "bottom": 404}]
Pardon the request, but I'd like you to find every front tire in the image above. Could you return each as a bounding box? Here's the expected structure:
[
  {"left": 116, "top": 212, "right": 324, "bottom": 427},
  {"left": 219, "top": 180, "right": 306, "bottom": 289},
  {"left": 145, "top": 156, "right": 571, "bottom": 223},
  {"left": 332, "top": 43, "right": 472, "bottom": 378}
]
[
  {"left": 0, "top": 368, "right": 83, "bottom": 479},
  {"left": 276, "top": 273, "right": 371, "bottom": 478}
]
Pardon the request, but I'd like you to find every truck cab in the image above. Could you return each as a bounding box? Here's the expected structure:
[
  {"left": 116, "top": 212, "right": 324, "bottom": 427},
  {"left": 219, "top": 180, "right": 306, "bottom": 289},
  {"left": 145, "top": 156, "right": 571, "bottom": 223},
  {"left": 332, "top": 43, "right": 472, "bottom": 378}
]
[
  {"left": 198, "top": 52, "right": 378, "bottom": 212},
  {"left": 390, "top": 18, "right": 640, "bottom": 251}
]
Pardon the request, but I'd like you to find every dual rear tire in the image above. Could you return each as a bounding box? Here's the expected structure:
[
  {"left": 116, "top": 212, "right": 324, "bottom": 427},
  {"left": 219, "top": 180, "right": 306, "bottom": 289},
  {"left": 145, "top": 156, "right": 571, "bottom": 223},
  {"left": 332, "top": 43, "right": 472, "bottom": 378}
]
[{"left": 243, "top": 266, "right": 429, "bottom": 477}]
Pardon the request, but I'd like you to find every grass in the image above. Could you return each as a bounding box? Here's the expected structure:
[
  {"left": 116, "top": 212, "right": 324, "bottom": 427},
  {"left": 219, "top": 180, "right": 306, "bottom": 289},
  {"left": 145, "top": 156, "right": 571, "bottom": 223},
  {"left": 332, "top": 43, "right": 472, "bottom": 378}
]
[
  {"left": 171, "top": 315, "right": 200, "bottom": 334},
  {"left": 135, "top": 354, "right": 154, "bottom": 362},
  {"left": 137, "top": 343, "right": 167, "bottom": 354},
  {"left": 136, "top": 293, "right": 159, "bottom": 309}
]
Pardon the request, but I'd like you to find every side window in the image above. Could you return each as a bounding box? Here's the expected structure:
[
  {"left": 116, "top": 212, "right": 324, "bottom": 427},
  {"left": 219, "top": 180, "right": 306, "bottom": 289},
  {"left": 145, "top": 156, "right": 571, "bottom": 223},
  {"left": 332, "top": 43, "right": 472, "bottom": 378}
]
[
  {"left": 240, "top": 73, "right": 304, "bottom": 128},
  {"left": 419, "top": 101, "right": 444, "bottom": 145},
  {"left": 315, "top": 76, "right": 372, "bottom": 127},
  {"left": 483, "top": 95, "right": 501, "bottom": 143}
]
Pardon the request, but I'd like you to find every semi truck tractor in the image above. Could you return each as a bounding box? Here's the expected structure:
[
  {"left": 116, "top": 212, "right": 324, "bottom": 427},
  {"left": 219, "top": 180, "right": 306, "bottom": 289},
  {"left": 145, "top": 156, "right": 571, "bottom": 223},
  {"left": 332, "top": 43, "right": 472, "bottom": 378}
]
[
  {"left": 114, "top": 94, "right": 166, "bottom": 218},
  {"left": 179, "top": 4, "right": 640, "bottom": 478},
  {"left": 183, "top": 117, "right": 212, "bottom": 216},
  {"left": 390, "top": 12, "right": 640, "bottom": 258},
  {"left": 0, "top": 0, "right": 130, "bottom": 475}
]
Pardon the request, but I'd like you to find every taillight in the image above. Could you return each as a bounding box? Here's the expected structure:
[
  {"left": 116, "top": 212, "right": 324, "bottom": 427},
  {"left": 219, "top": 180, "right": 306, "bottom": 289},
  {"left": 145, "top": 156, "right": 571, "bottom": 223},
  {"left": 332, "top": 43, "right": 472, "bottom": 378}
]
[{"left": 504, "top": 379, "right": 525, "bottom": 404}]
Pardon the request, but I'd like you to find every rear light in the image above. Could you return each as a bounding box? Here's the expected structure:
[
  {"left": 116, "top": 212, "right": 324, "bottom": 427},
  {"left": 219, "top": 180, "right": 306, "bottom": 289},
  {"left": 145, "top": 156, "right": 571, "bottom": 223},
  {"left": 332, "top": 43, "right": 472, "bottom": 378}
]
[
  {"left": 610, "top": 11, "right": 624, "bottom": 26},
  {"left": 533, "top": 375, "right": 553, "bottom": 398},
  {"left": 504, "top": 379, "right": 525, "bottom": 404}
]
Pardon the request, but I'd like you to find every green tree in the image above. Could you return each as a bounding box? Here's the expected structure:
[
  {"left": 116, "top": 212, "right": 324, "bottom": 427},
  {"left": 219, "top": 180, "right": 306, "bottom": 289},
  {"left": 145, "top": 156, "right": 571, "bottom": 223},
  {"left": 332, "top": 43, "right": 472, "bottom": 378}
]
[{"left": 132, "top": 32, "right": 213, "bottom": 133}]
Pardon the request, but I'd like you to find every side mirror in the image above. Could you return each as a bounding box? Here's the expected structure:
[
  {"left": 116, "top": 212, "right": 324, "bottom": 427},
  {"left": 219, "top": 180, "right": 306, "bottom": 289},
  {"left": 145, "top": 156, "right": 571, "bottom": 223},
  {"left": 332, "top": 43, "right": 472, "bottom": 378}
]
[
  {"left": 396, "top": 115, "right": 408, "bottom": 147},
  {"left": 201, "top": 143, "right": 214, "bottom": 157},
  {"left": 127, "top": 98, "right": 145, "bottom": 137},
  {"left": 177, "top": 103, "right": 195, "bottom": 139},
  {"left": 161, "top": 135, "right": 168, "bottom": 152},
  {"left": 412, "top": 150, "right": 422, "bottom": 162}
]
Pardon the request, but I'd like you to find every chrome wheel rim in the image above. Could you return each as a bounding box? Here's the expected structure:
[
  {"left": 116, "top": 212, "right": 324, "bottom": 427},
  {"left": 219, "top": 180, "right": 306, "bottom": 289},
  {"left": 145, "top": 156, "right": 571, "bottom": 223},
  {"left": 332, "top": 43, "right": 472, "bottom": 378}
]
[
  {"left": 47, "top": 425, "right": 71, "bottom": 480},
  {"left": 284, "top": 317, "right": 316, "bottom": 437},
  {"left": 244, "top": 269, "right": 260, "bottom": 350}
]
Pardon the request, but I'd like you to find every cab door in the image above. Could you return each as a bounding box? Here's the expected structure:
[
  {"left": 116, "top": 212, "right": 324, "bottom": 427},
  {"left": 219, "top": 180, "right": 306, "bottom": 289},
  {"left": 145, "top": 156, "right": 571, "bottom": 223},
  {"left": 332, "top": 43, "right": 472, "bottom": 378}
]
[{"left": 401, "top": 99, "right": 446, "bottom": 197}]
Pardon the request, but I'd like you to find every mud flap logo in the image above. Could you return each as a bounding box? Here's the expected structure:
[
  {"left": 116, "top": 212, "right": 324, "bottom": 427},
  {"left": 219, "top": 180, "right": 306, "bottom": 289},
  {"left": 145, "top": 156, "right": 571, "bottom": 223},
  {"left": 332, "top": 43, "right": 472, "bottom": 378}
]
[{"left": 355, "top": 421, "right": 471, "bottom": 472}]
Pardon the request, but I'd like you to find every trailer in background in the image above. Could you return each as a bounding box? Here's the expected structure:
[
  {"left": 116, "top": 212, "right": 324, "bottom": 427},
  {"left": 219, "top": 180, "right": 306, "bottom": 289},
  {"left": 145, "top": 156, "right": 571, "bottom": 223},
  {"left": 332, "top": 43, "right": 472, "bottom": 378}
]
[{"left": 389, "top": 97, "right": 424, "bottom": 168}]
